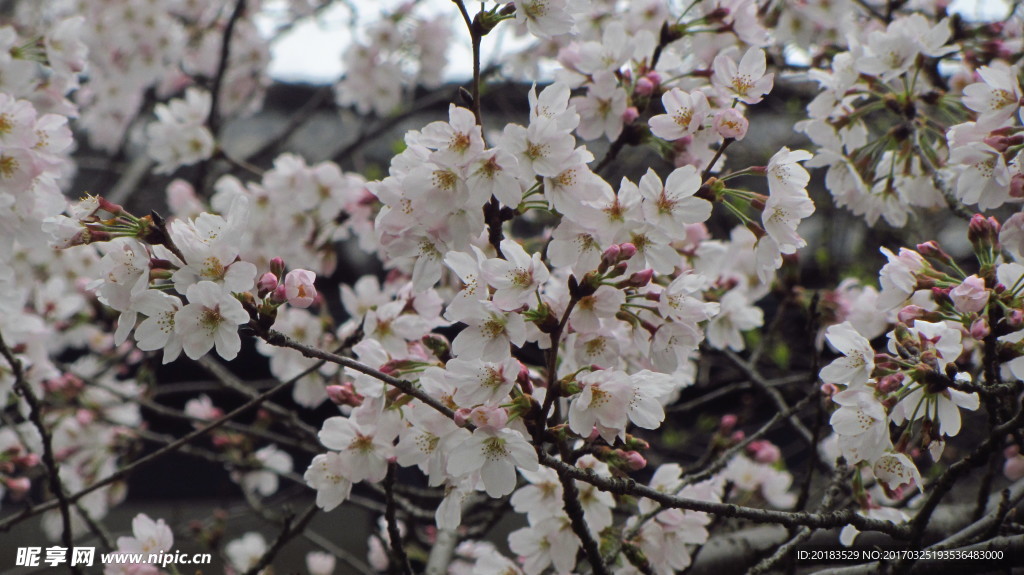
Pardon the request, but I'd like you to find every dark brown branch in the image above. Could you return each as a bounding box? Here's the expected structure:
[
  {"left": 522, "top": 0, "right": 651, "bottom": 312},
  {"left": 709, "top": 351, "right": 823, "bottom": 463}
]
[
  {"left": 384, "top": 464, "right": 413, "bottom": 575},
  {"left": 537, "top": 452, "right": 910, "bottom": 539},
  {"left": 557, "top": 461, "right": 610, "bottom": 575},
  {"left": 451, "top": 0, "right": 482, "bottom": 126},
  {"left": 899, "top": 403, "right": 1024, "bottom": 569}
]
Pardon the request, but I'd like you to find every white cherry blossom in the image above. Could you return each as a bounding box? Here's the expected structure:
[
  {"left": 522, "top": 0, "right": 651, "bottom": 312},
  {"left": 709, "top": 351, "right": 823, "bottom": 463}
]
[
  {"left": 447, "top": 428, "right": 539, "bottom": 498},
  {"left": 174, "top": 281, "right": 250, "bottom": 361}
]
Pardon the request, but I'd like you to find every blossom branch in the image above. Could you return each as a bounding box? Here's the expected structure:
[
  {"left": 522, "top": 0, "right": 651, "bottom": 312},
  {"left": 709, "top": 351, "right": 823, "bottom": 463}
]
[
  {"left": 0, "top": 329, "right": 82, "bottom": 575},
  {"left": 610, "top": 393, "right": 821, "bottom": 566},
  {"left": 537, "top": 452, "right": 911, "bottom": 539},
  {"left": 252, "top": 324, "right": 457, "bottom": 419},
  {"left": 904, "top": 403, "right": 1024, "bottom": 556},
  {"left": 539, "top": 292, "right": 582, "bottom": 429}
]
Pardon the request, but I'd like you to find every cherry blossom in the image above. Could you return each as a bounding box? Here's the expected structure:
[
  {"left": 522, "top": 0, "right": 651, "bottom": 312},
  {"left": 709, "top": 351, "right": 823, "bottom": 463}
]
[
  {"left": 174, "top": 281, "right": 250, "bottom": 361},
  {"left": 481, "top": 240, "right": 551, "bottom": 312},
  {"left": 712, "top": 47, "right": 774, "bottom": 105},
  {"left": 447, "top": 428, "right": 539, "bottom": 498},
  {"left": 649, "top": 89, "right": 710, "bottom": 141},
  {"left": 820, "top": 322, "right": 875, "bottom": 386}
]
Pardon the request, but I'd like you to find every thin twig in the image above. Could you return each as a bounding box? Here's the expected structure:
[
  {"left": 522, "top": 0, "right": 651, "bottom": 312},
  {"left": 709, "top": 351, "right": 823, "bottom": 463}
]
[
  {"left": 196, "top": 355, "right": 320, "bottom": 441},
  {"left": 243, "top": 503, "right": 319, "bottom": 575},
  {"left": 0, "top": 329, "right": 83, "bottom": 574},
  {"left": 451, "top": 0, "right": 482, "bottom": 126},
  {"left": 684, "top": 392, "right": 816, "bottom": 487},
  {"left": 537, "top": 452, "right": 910, "bottom": 539},
  {"left": 253, "top": 325, "right": 456, "bottom": 420},
  {"left": 209, "top": 0, "right": 248, "bottom": 134},
  {"left": 746, "top": 459, "right": 847, "bottom": 575},
  {"left": 303, "top": 528, "right": 376, "bottom": 575},
  {"left": 897, "top": 404, "right": 1024, "bottom": 571},
  {"left": 242, "top": 86, "right": 332, "bottom": 165},
  {"left": 0, "top": 363, "right": 303, "bottom": 533},
  {"left": 722, "top": 349, "right": 816, "bottom": 448}
]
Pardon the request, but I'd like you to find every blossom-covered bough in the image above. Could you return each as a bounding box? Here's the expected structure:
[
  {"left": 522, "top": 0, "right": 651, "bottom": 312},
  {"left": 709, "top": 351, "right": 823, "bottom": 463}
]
[{"left": 2, "top": 0, "right": 1024, "bottom": 573}]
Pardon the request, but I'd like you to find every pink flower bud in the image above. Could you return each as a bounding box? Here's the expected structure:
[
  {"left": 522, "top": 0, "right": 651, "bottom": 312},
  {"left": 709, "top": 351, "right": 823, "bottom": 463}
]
[
  {"left": 730, "top": 430, "right": 745, "bottom": 442},
  {"left": 720, "top": 414, "right": 738, "bottom": 432},
  {"left": 601, "top": 244, "right": 621, "bottom": 267},
  {"left": 17, "top": 453, "right": 40, "bottom": 468},
  {"left": 326, "top": 383, "right": 364, "bottom": 407},
  {"left": 272, "top": 284, "right": 288, "bottom": 304},
  {"left": 984, "top": 135, "right": 1010, "bottom": 152},
  {"left": 970, "top": 317, "right": 990, "bottom": 339},
  {"left": 75, "top": 409, "right": 95, "bottom": 426},
  {"left": 751, "top": 440, "right": 781, "bottom": 464},
  {"left": 820, "top": 382, "right": 839, "bottom": 396},
  {"left": 916, "top": 240, "right": 952, "bottom": 263},
  {"left": 635, "top": 77, "right": 655, "bottom": 96},
  {"left": 284, "top": 269, "right": 317, "bottom": 308},
  {"left": 258, "top": 272, "right": 278, "bottom": 297},
  {"left": 517, "top": 362, "right": 533, "bottom": 394},
  {"left": 950, "top": 275, "right": 989, "bottom": 314},
  {"left": 623, "top": 450, "right": 647, "bottom": 470},
  {"left": 4, "top": 477, "right": 31, "bottom": 497},
  {"left": 897, "top": 305, "right": 931, "bottom": 323},
  {"left": 468, "top": 405, "right": 508, "bottom": 431},
  {"left": 454, "top": 408, "right": 473, "bottom": 427},
  {"left": 1011, "top": 174, "right": 1024, "bottom": 198},
  {"left": 269, "top": 257, "right": 286, "bottom": 278},
  {"left": 876, "top": 373, "right": 904, "bottom": 394},
  {"left": 621, "top": 106, "right": 640, "bottom": 124},
  {"left": 621, "top": 268, "right": 654, "bottom": 288},
  {"left": 1010, "top": 309, "right": 1024, "bottom": 328},
  {"left": 97, "top": 196, "right": 124, "bottom": 215},
  {"left": 1004, "top": 454, "right": 1024, "bottom": 481},
  {"left": 713, "top": 108, "right": 749, "bottom": 140},
  {"left": 618, "top": 242, "right": 637, "bottom": 260},
  {"left": 968, "top": 214, "right": 1000, "bottom": 248}
]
